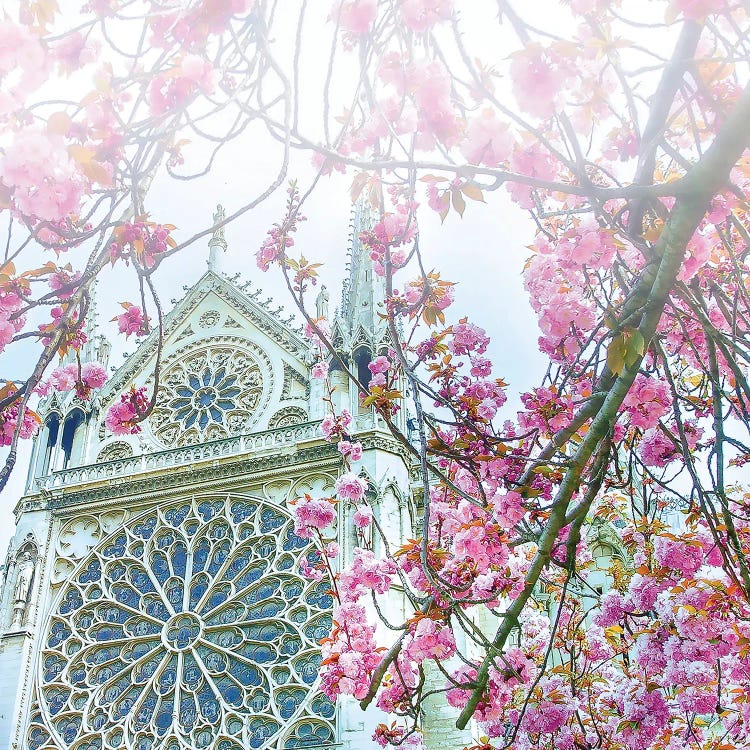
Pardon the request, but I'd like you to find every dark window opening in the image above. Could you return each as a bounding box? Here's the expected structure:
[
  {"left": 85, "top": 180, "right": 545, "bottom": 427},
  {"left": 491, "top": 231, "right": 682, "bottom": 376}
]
[
  {"left": 41, "top": 414, "right": 60, "bottom": 475},
  {"left": 61, "top": 409, "right": 85, "bottom": 469},
  {"left": 353, "top": 347, "right": 372, "bottom": 391}
]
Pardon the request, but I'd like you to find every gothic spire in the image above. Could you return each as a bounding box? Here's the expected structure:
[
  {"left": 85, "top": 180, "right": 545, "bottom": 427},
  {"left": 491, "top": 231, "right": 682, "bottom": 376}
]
[{"left": 339, "top": 197, "right": 386, "bottom": 344}]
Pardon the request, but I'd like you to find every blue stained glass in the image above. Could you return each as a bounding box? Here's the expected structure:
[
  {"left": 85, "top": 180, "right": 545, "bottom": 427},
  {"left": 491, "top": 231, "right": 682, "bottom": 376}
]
[
  {"left": 93, "top": 624, "right": 125, "bottom": 641},
  {"left": 144, "top": 598, "right": 169, "bottom": 620},
  {"left": 155, "top": 701, "right": 173, "bottom": 733},
  {"left": 193, "top": 538, "right": 210, "bottom": 571},
  {"left": 55, "top": 715, "right": 81, "bottom": 743},
  {"left": 44, "top": 688, "right": 67, "bottom": 715},
  {"left": 311, "top": 695, "right": 335, "bottom": 719},
  {"left": 200, "top": 696, "right": 219, "bottom": 721},
  {"left": 229, "top": 660, "right": 262, "bottom": 687},
  {"left": 133, "top": 517, "right": 157, "bottom": 539},
  {"left": 247, "top": 600, "right": 284, "bottom": 619},
  {"left": 179, "top": 696, "right": 198, "bottom": 728},
  {"left": 281, "top": 637, "right": 301, "bottom": 656},
  {"left": 200, "top": 648, "right": 227, "bottom": 673},
  {"left": 182, "top": 659, "right": 202, "bottom": 689},
  {"left": 165, "top": 505, "right": 190, "bottom": 527},
  {"left": 171, "top": 542, "right": 188, "bottom": 578},
  {"left": 283, "top": 527, "right": 308, "bottom": 551},
  {"left": 70, "top": 668, "right": 86, "bottom": 686},
  {"left": 230, "top": 501, "right": 256, "bottom": 523},
  {"left": 244, "top": 644, "right": 274, "bottom": 664},
  {"left": 158, "top": 668, "right": 177, "bottom": 694},
  {"left": 164, "top": 579, "right": 184, "bottom": 610},
  {"left": 28, "top": 726, "right": 49, "bottom": 750},
  {"left": 304, "top": 614, "right": 333, "bottom": 642},
  {"left": 150, "top": 551, "right": 170, "bottom": 583},
  {"left": 103, "top": 535, "right": 127, "bottom": 558},
  {"left": 47, "top": 621, "right": 71, "bottom": 648},
  {"left": 169, "top": 366, "right": 241, "bottom": 433},
  {"left": 78, "top": 560, "right": 101, "bottom": 584},
  {"left": 189, "top": 577, "right": 209, "bottom": 609},
  {"left": 283, "top": 581, "right": 303, "bottom": 599},
  {"left": 217, "top": 678, "right": 243, "bottom": 706},
  {"left": 260, "top": 508, "right": 286, "bottom": 532},
  {"left": 207, "top": 544, "right": 230, "bottom": 576},
  {"left": 207, "top": 587, "right": 229, "bottom": 610},
  {"left": 135, "top": 696, "right": 157, "bottom": 729},
  {"left": 60, "top": 589, "right": 83, "bottom": 614},
  {"left": 293, "top": 653, "right": 322, "bottom": 686},
  {"left": 198, "top": 501, "right": 218, "bottom": 521},
  {"left": 209, "top": 522, "right": 229, "bottom": 540},
  {"left": 129, "top": 569, "right": 156, "bottom": 595},
  {"left": 91, "top": 711, "right": 107, "bottom": 730},
  {"left": 248, "top": 719, "right": 280, "bottom": 749},
  {"left": 111, "top": 584, "right": 139, "bottom": 609},
  {"left": 34, "top": 498, "right": 334, "bottom": 750}
]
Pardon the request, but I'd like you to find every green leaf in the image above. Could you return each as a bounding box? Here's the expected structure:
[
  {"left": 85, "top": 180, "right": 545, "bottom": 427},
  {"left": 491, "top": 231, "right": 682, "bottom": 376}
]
[
  {"left": 607, "top": 334, "right": 627, "bottom": 376},
  {"left": 624, "top": 329, "right": 646, "bottom": 368}
]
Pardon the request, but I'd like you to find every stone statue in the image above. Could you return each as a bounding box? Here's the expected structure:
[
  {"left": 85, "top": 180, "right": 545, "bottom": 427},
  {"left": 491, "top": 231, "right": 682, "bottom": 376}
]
[
  {"left": 207, "top": 204, "right": 228, "bottom": 273},
  {"left": 315, "top": 285, "right": 329, "bottom": 319},
  {"left": 13, "top": 553, "right": 33, "bottom": 604},
  {"left": 11, "top": 552, "right": 34, "bottom": 627}
]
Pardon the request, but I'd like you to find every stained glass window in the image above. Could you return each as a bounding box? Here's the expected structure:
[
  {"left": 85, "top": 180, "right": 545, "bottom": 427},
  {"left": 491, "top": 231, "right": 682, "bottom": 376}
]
[
  {"left": 28, "top": 495, "right": 335, "bottom": 750},
  {"left": 148, "top": 344, "right": 268, "bottom": 447}
]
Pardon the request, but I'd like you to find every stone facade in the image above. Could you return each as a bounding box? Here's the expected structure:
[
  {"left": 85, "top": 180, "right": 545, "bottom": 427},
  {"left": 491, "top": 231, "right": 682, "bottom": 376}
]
[{"left": 0, "top": 208, "right": 469, "bottom": 750}]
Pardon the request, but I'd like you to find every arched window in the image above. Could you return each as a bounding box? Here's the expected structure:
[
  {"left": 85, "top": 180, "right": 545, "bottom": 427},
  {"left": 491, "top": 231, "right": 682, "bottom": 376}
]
[
  {"left": 353, "top": 346, "right": 372, "bottom": 391},
  {"left": 36, "top": 413, "right": 60, "bottom": 477},
  {"left": 28, "top": 494, "right": 336, "bottom": 750},
  {"left": 60, "top": 408, "right": 86, "bottom": 470}
]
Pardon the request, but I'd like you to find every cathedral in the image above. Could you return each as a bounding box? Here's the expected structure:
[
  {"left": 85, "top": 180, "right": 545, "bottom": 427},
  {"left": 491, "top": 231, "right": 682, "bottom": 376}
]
[{"left": 0, "top": 203, "right": 471, "bottom": 750}]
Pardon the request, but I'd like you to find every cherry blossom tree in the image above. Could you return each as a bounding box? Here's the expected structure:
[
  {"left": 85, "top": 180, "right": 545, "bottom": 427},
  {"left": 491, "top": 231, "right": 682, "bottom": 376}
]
[{"left": 2, "top": 1, "right": 750, "bottom": 748}]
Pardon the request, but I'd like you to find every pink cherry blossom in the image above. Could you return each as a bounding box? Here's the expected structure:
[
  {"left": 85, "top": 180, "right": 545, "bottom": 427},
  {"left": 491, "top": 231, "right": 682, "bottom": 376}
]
[
  {"left": 293, "top": 494, "right": 336, "bottom": 538},
  {"left": 334, "top": 472, "right": 368, "bottom": 502},
  {"left": 117, "top": 305, "right": 147, "bottom": 337}
]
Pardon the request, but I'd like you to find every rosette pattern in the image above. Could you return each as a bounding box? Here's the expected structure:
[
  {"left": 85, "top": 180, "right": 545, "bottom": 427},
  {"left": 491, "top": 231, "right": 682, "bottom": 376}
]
[{"left": 28, "top": 494, "right": 336, "bottom": 750}]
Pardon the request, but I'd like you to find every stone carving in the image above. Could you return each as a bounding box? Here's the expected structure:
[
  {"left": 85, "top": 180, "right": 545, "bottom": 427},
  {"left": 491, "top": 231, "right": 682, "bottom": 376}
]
[
  {"left": 281, "top": 363, "right": 309, "bottom": 400},
  {"left": 268, "top": 406, "right": 308, "bottom": 429},
  {"left": 11, "top": 552, "right": 34, "bottom": 628},
  {"left": 96, "top": 441, "right": 133, "bottom": 463},
  {"left": 149, "top": 339, "right": 271, "bottom": 447},
  {"left": 29, "top": 494, "right": 335, "bottom": 750},
  {"left": 58, "top": 516, "right": 101, "bottom": 560},
  {"left": 315, "top": 285, "right": 329, "bottom": 319},
  {"left": 198, "top": 309, "right": 221, "bottom": 328}
]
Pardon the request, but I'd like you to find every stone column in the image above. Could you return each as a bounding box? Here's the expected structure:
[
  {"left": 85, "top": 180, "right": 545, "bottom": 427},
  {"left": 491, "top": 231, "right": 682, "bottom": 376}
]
[{"left": 421, "top": 661, "right": 474, "bottom": 750}]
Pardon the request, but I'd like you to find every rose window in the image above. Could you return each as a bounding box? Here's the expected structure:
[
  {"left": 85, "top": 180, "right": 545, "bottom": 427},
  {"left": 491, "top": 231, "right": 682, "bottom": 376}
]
[
  {"left": 28, "top": 495, "right": 336, "bottom": 750},
  {"left": 148, "top": 343, "right": 269, "bottom": 447},
  {"left": 169, "top": 367, "right": 242, "bottom": 431}
]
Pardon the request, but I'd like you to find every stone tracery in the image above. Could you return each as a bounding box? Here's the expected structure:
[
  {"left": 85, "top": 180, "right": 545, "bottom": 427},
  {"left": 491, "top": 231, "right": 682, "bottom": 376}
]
[
  {"left": 28, "top": 494, "right": 335, "bottom": 750},
  {"left": 148, "top": 341, "right": 271, "bottom": 447}
]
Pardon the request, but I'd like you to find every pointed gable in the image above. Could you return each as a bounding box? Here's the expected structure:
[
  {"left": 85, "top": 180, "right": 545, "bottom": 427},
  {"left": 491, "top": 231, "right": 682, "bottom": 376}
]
[{"left": 91, "top": 271, "right": 311, "bottom": 460}]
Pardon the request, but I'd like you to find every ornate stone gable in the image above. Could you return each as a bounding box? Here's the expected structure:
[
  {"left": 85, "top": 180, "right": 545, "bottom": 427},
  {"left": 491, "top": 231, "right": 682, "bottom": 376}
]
[
  {"left": 92, "top": 272, "right": 313, "bottom": 459},
  {"left": 98, "top": 272, "right": 310, "bottom": 414}
]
